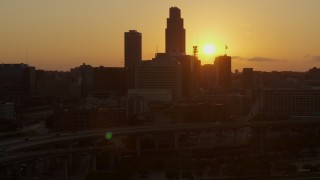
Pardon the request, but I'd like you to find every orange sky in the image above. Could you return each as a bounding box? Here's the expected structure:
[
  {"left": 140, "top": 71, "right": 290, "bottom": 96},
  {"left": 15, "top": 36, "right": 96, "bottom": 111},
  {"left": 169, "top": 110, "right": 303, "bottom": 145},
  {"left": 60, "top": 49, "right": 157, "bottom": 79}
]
[{"left": 0, "top": 0, "right": 319, "bottom": 71}]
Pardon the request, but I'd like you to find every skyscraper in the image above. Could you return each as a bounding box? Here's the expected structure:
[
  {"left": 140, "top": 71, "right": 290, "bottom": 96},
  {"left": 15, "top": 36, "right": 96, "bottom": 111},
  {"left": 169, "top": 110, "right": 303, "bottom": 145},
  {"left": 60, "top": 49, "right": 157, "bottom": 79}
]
[
  {"left": 124, "top": 30, "right": 142, "bottom": 69},
  {"left": 165, "top": 7, "right": 186, "bottom": 55},
  {"left": 214, "top": 55, "right": 232, "bottom": 89}
]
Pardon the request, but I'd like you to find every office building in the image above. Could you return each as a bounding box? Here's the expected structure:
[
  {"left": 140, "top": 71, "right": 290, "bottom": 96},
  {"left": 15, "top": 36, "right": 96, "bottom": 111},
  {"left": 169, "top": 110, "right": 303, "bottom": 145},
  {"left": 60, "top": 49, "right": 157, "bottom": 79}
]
[
  {"left": 70, "top": 63, "right": 93, "bottom": 98},
  {"left": 201, "top": 64, "right": 216, "bottom": 91},
  {"left": 135, "top": 55, "right": 183, "bottom": 100},
  {"left": 125, "top": 89, "right": 172, "bottom": 120},
  {"left": 0, "top": 102, "right": 15, "bottom": 120},
  {"left": 214, "top": 55, "right": 232, "bottom": 89},
  {"left": 0, "top": 64, "right": 35, "bottom": 107},
  {"left": 124, "top": 30, "right": 142, "bottom": 69},
  {"left": 262, "top": 87, "right": 320, "bottom": 118},
  {"left": 176, "top": 55, "right": 201, "bottom": 98},
  {"left": 92, "top": 67, "right": 127, "bottom": 98},
  {"left": 165, "top": 7, "right": 186, "bottom": 55},
  {"left": 242, "top": 68, "right": 254, "bottom": 90}
]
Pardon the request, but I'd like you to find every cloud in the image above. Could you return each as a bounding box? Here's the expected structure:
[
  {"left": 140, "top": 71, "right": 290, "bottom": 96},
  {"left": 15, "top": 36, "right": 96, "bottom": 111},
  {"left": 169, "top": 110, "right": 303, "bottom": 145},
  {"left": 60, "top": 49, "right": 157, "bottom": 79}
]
[
  {"left": 232, "top": 56, "right": 281, "bottom": 62},
  {"left": 311, "top": 56, "right": 320, "bottom": 61},
  {"left": 231, "top": 56, "right": 242, "bottom": 59},
  {"left": 247, "top": 57, "right": 277, "bottom": 62},
  {"left": 304, "top": 55, "right": 320, "bottom": 61}
]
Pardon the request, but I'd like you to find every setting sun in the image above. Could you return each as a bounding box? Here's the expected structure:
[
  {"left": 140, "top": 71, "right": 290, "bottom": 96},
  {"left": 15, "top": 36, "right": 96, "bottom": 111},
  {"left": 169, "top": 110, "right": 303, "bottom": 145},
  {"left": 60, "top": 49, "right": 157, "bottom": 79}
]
[{"left": 203, "top": 44, "right": 217, "bottom": 55}]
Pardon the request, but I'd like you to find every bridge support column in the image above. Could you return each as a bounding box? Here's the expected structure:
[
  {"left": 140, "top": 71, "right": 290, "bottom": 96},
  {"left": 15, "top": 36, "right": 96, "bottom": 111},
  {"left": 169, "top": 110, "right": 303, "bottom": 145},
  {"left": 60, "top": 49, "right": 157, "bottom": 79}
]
[
  {"left": 109, "top": 153, "right": 115, "bottom": 170},
  {"left": 174, "top": 134, "right": 179, "bottom": 150},
  {"left": 1, "top": 167, "right": 11, "bottom": 179},
  {"left": 197, "top": 132, "right": 201, "bottom": 147},
  {"left": 155, "top": 140, "right": 159, "bottom": 151},
  {"left": 136, "top": 137, "right": 141, "bottom": 156},
  {"left": 68, "top": 154, "right": 73, "bottom": 173},
  {"left": 25, "top": 163, "right": 33, "bottom": 180},
  {"left": 233, "top": 129, "right": 238, "bottom": 144},
  {"left": 91, "top": 155, "right": 96, "bottom": 171},
  {"left": 64, "top": 158, "right": 68, "bottom": 180},
  {"left": 289, "top": 127, "right": 293, "bottom": 137},
  {"left": 44, "top": 158, "right": 51, "bottom": 169}
]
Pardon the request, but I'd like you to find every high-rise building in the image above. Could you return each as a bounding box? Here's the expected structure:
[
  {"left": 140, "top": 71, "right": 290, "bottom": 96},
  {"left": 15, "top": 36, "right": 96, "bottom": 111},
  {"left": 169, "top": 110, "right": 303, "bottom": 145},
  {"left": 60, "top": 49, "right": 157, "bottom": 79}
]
[
  {"left": 176, "top": 55, "right": 201, "bottom": 98},
  {"left": 165, "top": 7, "right": 186, "bottom": 55},
  {"left": 135, "top": 55, "right": 183, "bottom": 100},
  {"left": 201, "top": 64, "right": 216, "bottom": 91},
  {"left": 214, "top": 55, "right": 232, "bottom": 89},
  {"left": 242, "top": 68, "right": 254, "bottom": 90},
  {"left": 124, "top": 30, "right": 142, "bottom": 69}
]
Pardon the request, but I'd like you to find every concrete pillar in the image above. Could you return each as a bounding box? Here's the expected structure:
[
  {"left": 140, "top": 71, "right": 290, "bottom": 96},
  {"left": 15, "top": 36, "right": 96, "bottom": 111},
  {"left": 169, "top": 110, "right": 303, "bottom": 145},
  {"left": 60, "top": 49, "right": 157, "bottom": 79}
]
[
  {"left": 1, "top": 167, "right": 11, "bottom": 179},
  {"left": 197, "top": 132, "right": 201, "bottom": 147},
  {"left": 136, "top": 137, "right": 141, "bottom": 156},
  {"left": 109, "top": 153, "right": 115, "bottom": 170},
  {"left": 155, "top": 139, "right": 160, "bottom": 151},
  {"left": 68, "top": 154, "right": 73, "bottom": 173},
  {"left": 174, "top": 134, "right": 179, "bottom": 150},
  {"left": 260, "top": 127, "right": 265, "bottom": 155},
  {"left": 44, "top": 158, "right": 51, "bottom": 169},
  {"left": 233, "top": 129, "right": 238, "bottom": 144},
  {"left": 91, "top": 155, "right": 96, "bottom": 171},
  {"left": 25, "top": 163, "right": 33, "bottom": 180},
  {"left": 65, "top": 158, "right": 68, "bottom": 180},
  {"left": 289, "top": 127, "right": 293, "bottom": 137}
]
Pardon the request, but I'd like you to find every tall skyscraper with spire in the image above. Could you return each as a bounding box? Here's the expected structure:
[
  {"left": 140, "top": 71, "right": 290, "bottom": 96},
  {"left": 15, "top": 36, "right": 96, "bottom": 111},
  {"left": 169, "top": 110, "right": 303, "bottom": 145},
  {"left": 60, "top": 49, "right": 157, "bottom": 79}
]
[{"left": 165, "top": 7, "right": 186, "bottom": 55}]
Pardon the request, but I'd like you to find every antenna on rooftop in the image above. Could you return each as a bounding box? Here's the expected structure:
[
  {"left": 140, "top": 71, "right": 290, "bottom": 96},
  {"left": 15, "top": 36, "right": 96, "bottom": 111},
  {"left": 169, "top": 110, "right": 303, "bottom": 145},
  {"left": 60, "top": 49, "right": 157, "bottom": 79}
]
[
  {"left": 193, "top": 46, "right": 198, "bottom": 57},
  {"left": 25, "top": 50, "right": 28, "bottom": 65}
]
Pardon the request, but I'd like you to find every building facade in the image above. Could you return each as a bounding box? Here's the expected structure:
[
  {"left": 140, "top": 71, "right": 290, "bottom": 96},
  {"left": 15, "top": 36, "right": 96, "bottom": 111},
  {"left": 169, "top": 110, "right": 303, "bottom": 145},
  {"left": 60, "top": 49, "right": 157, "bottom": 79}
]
[
  {"left": 214, "top": 55, "right": 232, "bottom": 89},
  {"left": 262, "top": 87, "right": 320, "bottom": 118},
  {"left": 124, "top": 30, "right": 142, "bottom": 69},
  {"left": 165, "top": 7, "right": 186, "bottom": 55},
  {"left": 135, "top": 56, "right": 183, "bottom": 100}
]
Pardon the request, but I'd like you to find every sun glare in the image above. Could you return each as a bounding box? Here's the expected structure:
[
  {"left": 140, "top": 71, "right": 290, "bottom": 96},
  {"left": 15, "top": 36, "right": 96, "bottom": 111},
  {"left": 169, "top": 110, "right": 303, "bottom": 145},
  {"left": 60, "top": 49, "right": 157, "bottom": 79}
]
[{"left": 203, "top": 44, "right": 216, "bottom": 55}]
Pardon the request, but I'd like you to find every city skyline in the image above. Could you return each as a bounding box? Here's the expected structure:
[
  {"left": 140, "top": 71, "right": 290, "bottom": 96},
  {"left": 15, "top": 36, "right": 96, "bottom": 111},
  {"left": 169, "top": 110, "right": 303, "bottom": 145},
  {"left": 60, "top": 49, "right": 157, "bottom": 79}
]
[{"left": 1, "top": 0, "right": 320, "bottom": 71}]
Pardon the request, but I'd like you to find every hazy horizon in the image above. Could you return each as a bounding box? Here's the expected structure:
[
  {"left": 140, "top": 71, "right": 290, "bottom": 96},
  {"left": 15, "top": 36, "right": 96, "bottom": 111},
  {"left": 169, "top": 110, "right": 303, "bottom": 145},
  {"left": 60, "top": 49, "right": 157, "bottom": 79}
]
[{"left": 1, "top": 0, "right": 319, "bottom": 71}]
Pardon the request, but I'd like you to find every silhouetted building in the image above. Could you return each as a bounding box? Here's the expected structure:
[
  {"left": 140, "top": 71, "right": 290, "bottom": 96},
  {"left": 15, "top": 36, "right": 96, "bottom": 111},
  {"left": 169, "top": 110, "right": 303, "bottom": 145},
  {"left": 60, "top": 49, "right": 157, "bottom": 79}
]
[
  {"left": 176, "top": 55, "right": 201, "bottom": 98},
  {"left": 262, "top": 87, "right": 320, "bottom": 119},
  {"left": 0, "top": 102, "right": 15, "bottom": 120},
  {"left": 135, "top": 55, "right": 183, "bottom": 100},
  {"left": 165, "top": 7, "right": 186, "bottom": 55},
  {"left": 124, "top": 89, "right": 172, "bottom": 123},
  {"left": 70, "top": 63, "right": 93, "bottom": 98},
  {"left": 174, "top": 103, "right": 227, "bottom": 123},
  {"left": 242, "top": 68, "right": 254, "bottom": 90},
  {"left": 36, "top": 70, "right": 80, "bottom": 99},
  {"left": 306, "top": 67, "right": 320, "bottom": 79},
  {"left": 125, "top": 30, "right": 142, "bottom": 69},
  {"left": 201, "top": 64, "right": 216, "bottom": 91},
  {"left": 49, "top": 106, "right": 125, "bottom": 132},
  {"left": 0, "top": 64, "right": 35, "bottom": 107},
  {"left": 194, "top": 93, "right": 244, "bottom": 116},
  {"left": 93, "top": 67, "right": 127, "bottom": 98},
  {"left": 214, "top": 55, "right": 232, "bottom": 89}
]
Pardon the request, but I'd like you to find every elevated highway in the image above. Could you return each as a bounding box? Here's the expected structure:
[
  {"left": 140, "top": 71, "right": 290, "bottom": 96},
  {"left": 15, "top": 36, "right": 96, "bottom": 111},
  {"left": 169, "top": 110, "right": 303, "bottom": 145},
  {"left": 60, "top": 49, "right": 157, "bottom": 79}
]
[{"left": 2, "top": 119, "right": 320, "bottom": 153}]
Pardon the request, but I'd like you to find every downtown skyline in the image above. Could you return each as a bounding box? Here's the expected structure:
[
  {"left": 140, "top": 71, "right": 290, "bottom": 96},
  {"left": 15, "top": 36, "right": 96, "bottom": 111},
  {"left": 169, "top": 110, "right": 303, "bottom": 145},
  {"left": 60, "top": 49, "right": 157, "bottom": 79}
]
[{"left": 1, "top": 0, "right": 320, "bottom": 71}]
